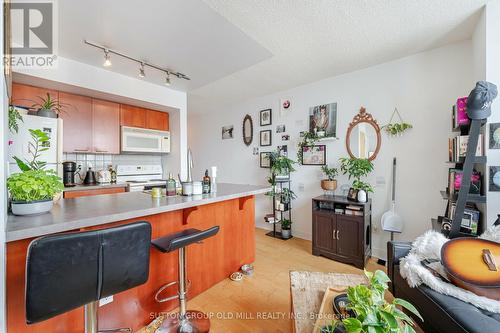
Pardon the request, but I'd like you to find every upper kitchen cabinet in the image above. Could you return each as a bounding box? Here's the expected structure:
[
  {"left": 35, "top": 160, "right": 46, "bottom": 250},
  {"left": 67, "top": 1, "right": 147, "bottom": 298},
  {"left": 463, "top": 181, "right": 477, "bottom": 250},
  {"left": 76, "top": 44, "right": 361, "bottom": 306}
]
[
  {"left": 146, "top": 110, "right": 169, "bottom": 131},
  {"left": 93, "top": 99, "right": 120, "bottom": 154},
  {"left": 59, "top": 92, "right": 93, "bottom": 153},
  {"left": 11, "top": 83, "right": 59, "bottom": 109},
  {"left": 120, "top": 105, "right": 146, "bottom": 128}
]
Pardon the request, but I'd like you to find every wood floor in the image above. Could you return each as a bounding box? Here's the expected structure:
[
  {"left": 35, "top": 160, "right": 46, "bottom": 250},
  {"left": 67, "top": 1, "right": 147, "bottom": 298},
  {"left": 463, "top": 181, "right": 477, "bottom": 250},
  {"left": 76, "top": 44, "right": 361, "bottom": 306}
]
[{"left": 170, "top": 228, "right": 387, "bottom": 332}]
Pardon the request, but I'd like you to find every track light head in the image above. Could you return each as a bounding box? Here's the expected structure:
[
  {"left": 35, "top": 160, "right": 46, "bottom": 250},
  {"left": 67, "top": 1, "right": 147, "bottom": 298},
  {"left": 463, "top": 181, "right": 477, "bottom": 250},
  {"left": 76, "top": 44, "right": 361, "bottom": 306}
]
[
  {"left": 103, "top": 49, "right": 111, "bottom": 67},
  {"left": 139, "top": 62, "right": 145, "bottom": 78},
  {"left": 165, "top": 73, "right": 171, "bottom": 86}
]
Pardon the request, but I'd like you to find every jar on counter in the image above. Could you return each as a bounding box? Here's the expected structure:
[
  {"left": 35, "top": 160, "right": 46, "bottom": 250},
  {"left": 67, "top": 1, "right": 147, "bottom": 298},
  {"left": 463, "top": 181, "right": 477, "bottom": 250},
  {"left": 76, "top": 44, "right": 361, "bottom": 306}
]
[{"left": 192, "top": 181, "right": 203, "bottom": 195}]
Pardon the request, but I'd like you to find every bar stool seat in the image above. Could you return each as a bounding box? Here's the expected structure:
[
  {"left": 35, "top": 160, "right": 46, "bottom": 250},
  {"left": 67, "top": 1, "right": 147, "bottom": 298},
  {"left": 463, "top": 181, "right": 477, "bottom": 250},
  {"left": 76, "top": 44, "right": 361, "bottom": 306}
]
[{"left": 153, "top": 226, "right": 219, "bottom": 333}]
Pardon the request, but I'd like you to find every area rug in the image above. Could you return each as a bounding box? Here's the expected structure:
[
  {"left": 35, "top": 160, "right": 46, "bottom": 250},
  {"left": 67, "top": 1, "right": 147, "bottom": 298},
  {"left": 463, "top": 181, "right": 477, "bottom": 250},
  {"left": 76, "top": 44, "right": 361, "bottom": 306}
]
[
  {"left": 289, "top": 271, "right": 366, "bottom": 333},
  {"left": 400, "top": 225, "right": 500, "bottom": 313}
]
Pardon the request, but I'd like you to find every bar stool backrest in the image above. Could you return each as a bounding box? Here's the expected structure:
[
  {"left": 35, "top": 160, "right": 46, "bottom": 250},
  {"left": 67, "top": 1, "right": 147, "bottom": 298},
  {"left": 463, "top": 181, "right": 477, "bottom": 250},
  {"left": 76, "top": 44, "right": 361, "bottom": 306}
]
[{"left": 25, "top": 221, "right": 152, "bottom": 324}]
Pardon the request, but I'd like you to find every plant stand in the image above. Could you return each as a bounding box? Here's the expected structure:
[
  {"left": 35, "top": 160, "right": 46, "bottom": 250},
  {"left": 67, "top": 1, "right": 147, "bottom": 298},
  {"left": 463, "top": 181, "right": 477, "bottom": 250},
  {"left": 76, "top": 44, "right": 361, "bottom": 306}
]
[{"left": 266, "top": 178, "right": 293, "bottom": 240}]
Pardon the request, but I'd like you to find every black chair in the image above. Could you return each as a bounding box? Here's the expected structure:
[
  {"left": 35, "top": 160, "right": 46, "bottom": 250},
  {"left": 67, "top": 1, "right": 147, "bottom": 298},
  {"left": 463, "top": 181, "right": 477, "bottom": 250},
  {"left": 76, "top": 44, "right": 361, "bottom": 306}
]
[
  {"left": 152, "top": 226, "right": 220, "bottom": 333},
  {"left": 26, "top": 221, "right": 152, "bottom": 333}
]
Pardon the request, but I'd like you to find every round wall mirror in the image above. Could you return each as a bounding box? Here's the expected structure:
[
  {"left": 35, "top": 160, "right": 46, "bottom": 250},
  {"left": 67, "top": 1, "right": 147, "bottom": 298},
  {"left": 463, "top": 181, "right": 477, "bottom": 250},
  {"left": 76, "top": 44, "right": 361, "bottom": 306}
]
[
  {"left": 242, "top": 114, "right": 253, "bottom": 146},
  {"left": 346, "top": 107, "right": 381, "bottom": 161}
]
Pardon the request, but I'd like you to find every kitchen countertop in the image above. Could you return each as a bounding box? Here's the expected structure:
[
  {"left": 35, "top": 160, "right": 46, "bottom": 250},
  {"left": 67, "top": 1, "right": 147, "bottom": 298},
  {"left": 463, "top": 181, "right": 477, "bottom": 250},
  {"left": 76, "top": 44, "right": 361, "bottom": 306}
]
[
  {"left": 63, "top": 182, "right": 129, "bottom": 192},
  {"left": 6, "top": 183, "right": 269, "bottom": 242}
]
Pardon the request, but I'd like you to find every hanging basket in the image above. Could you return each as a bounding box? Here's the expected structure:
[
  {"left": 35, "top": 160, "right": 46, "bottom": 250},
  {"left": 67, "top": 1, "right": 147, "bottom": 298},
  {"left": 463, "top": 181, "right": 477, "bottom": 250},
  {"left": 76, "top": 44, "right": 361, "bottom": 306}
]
[{"left": 382, "top": 108, "right": 413, "bottom": 137}]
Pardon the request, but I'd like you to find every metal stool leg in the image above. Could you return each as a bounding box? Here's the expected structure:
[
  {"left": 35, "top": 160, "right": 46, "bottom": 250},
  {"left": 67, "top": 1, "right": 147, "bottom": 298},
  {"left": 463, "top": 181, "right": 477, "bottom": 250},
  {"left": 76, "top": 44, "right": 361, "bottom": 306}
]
[
  {"left": 85, "top": 301, "right": 131, "bottom": 333},
  {"left": 156, "top": 247, "right": 210, "bottom": 333}
]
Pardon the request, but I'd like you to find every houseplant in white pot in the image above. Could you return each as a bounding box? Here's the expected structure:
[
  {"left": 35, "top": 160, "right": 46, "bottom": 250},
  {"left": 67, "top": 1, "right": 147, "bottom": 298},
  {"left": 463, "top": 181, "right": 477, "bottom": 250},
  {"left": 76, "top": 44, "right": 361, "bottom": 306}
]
[
  {"left": 281, "top": 218, "right": 292, "bottom": 239},
  {"left": 7, "top": 169, "right": 64, "bottom": 215},
  {"left": 339, "top": 157, "right": 374, "bottom": 203},
  {"left": 321, "top": 165, "right": 338, "bottom": 192}
]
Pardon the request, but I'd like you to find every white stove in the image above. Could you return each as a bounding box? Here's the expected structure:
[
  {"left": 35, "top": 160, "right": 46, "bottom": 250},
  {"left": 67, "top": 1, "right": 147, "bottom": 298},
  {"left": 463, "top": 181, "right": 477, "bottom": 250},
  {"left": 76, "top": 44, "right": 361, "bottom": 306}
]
[{"left": 116, "top": 165, "right": 167, "bottom": 192}]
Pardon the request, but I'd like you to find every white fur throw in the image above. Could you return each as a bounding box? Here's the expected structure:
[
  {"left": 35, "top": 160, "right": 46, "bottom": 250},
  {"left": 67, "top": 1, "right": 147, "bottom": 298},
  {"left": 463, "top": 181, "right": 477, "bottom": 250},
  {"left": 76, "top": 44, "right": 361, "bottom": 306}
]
[{"left": 399, "top": 225, "right": 500, "bottom": 313}]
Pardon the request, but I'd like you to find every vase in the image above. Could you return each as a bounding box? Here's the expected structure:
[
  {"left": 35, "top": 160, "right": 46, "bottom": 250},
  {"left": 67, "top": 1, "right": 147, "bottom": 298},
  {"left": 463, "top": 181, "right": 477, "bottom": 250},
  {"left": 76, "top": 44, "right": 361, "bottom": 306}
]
[
  {"left": 36, "top": 108, "right": 57, "bottom": 118},
  {"left": 321, "top": 179, "right": 337, "bottom": 191},
  {"left": 357, "top": 190, "right": 367, "bottom": 203},
  {"left": 281, "top": 228, "right": 291, "bottom": 239},
  {"left": 11, "top": 199, "right": 53, "bottom": 215}
]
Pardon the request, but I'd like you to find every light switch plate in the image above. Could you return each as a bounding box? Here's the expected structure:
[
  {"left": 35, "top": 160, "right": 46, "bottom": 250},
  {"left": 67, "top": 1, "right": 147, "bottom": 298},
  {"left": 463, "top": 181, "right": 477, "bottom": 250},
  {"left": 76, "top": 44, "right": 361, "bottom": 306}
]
[
  {"left": 99, "top": 295, "right": 113, "bottom": 307},
  {"left": 298, "top": 183, "right": 305, "bottom": 192}
]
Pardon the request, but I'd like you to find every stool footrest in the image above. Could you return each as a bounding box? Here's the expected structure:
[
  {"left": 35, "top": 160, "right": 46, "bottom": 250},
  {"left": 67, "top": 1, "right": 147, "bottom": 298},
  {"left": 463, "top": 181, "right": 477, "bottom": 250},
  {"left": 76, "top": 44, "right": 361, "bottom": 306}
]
[
  {"left": 155, "top": 281, "right": 179, "bottom": 303},
  {"left": 98, "top": 328, "right": 131, "bottom": 333}
]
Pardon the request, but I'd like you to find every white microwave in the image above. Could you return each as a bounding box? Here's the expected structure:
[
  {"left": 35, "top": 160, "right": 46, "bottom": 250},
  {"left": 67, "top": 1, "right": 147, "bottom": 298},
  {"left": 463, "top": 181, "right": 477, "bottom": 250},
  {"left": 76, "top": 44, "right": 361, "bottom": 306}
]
[{"left": 121, "top": 126, "right": 170, "bottom": 153}]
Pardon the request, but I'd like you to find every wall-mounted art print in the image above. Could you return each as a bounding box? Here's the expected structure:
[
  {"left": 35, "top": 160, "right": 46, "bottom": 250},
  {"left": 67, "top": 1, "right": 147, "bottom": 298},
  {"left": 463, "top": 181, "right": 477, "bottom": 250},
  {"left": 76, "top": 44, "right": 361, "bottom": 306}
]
[
  {"left": 301, "top": 145, "right": 326, "bottom": 165},
  {"left": 222, "top": 125, "right": 234, "bottom": 140},
  {"left": 253, "top": 147, "right": 259, "bottom": 155},
  {"left": 280, "top": 98, "right": 292, "bottom": 116},
  {"left": 278, "top": 145, "right": 288, "bottom": 157},
  {"left": 260, "top": 152, "right": 271, "bottom": 168},
  {"left": 490, "top": 123, "right": 500, "bottom": 149},
  {"left": 490, "top": 166, "right": 500, "bottom": 191},
  {"left": 260, "top": 109, "right": 272, "bottom": 126},
  {"left": 282, "top": 134, "right": 290, "bottom": 141},
  {"left": 276, "top": 125, "right": 286, "bottom": 133},
  {"left": 309, "top": 102, "right": 337, "bottom": 138},
  {"left": 260, "top": 130, "right": 272, "bottom": 146}
]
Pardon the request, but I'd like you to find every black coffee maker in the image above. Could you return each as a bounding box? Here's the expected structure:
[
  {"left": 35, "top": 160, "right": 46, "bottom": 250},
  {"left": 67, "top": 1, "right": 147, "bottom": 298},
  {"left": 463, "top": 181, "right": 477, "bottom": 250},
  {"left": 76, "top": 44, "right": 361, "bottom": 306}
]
[{"left": 62, "top": 161, "right": 77, "bottom": 187}]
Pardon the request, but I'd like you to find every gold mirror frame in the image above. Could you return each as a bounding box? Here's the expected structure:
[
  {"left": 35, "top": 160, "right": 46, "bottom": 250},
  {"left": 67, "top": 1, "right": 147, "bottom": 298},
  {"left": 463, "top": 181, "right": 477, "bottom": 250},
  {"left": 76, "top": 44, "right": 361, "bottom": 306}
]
[{"left": 346, "top": 107, "right": 381, "bottom": 161}]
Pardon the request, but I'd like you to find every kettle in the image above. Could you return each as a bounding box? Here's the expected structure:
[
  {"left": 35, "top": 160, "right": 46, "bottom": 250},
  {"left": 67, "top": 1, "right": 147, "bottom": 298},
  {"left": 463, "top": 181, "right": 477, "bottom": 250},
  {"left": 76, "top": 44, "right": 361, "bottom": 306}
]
[{"left": 84, "top": 167, "right": 97, "bottom": 185}]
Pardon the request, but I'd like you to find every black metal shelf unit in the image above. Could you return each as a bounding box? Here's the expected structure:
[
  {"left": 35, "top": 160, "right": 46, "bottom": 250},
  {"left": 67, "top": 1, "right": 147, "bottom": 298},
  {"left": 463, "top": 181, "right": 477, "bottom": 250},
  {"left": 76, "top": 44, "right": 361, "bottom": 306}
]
[
  {"left": 432, "top": 118, "right": 486, "bottom": 238},
  {"left": 266, "top": 174, "right": 293, "bottom": 240}
]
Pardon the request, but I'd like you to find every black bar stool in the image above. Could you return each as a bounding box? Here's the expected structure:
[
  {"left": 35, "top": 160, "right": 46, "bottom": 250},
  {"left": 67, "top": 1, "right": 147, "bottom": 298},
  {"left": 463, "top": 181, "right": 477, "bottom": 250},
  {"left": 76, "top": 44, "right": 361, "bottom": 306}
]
[
  {"left": 152, "top": 226, "right": 220, "bottom": 333},
  {"left": 25, "top": 221, "right": 152, "bottom": 333}
]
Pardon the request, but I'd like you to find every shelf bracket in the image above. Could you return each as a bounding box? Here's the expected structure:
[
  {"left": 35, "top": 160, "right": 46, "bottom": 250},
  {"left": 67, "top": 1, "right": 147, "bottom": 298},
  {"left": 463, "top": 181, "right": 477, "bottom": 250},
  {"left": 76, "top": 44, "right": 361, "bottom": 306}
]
[
  {"left": 183, "top": 207, "right": 198, "bottom": 225},
  {"left": 239, "top": 196, "right": 252, "bottom": 211}
]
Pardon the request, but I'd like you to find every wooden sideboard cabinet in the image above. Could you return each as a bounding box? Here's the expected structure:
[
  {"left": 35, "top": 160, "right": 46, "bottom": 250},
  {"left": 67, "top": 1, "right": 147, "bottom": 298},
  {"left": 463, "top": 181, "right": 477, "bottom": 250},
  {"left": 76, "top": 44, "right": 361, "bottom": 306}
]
[{"left": 312, "top": 195, "right": 371, "bottom": 269}]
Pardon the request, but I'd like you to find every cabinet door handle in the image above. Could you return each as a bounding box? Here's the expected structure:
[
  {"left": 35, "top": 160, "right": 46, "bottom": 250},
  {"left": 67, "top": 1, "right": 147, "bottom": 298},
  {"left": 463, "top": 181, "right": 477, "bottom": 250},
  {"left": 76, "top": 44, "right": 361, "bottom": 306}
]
[
  {"left": 95, "top": 149, "right": 108, "bottom": 153},
  {"left": 336, "top": 230, "right": 340, "bottom": 240},
  {"left": 74, "top": 148, "right": 89, "bottom": 152},
  {"left": 333, "top": 229, "right": 336, "bottom": 240}
]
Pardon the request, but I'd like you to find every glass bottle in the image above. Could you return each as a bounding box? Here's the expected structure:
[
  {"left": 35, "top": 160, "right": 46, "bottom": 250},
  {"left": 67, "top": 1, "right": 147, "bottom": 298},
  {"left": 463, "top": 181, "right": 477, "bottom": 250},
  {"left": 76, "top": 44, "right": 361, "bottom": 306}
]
[
  {"left": 202, "top": 169, "right": 211, "bottom": 194},
  {"left": 166, "top": 173, "right": 176, "bottom": 196}
]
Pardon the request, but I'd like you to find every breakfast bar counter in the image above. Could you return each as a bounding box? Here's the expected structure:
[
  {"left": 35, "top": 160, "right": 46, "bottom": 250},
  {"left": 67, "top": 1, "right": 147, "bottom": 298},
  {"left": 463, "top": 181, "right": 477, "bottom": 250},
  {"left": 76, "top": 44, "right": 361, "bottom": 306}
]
[{"left": 6, "top": 183, "right": 268, "bottom": 333}]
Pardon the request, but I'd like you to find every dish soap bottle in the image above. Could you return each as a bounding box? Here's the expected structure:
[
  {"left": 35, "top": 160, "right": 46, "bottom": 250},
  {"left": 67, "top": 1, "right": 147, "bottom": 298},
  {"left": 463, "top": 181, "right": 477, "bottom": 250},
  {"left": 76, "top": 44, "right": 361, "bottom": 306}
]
[
  {"left": 203, "top": 169, "right": 211, "bottom": 194},
  {"left": 166, "top": 173, "right": 176, "bottom": 196}
]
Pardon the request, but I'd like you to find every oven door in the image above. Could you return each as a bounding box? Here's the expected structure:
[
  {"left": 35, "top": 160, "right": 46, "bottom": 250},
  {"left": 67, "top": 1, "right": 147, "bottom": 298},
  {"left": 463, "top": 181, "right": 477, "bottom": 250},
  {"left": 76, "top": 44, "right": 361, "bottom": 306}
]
[{"left": 121, "top": 126, "right": 169, "bottom": 153}]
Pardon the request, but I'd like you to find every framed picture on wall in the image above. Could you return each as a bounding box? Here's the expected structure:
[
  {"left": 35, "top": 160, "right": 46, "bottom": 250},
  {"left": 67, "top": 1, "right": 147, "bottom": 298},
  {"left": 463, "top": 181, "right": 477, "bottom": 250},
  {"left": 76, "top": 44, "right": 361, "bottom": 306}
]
[
  {"left": 309, "top": 103, "right": 338, "bottom": 138},
  {"left": 490, "top": 166, "right": 500, "bottom": 192},
  {"left": 260, "top": 130, "right": 272, "bottom": 146},
  {"left": 490, "top": 123, "right": 500, "bottom": 149},
  {"left": 260, "top": 152, "right": 271, "bottom": 168},
  {"left": 260, "top": 109, "right": 272, "bottom": 126},
  {"left": 301, "top": 145, "right": 326, "bottom": 165}
]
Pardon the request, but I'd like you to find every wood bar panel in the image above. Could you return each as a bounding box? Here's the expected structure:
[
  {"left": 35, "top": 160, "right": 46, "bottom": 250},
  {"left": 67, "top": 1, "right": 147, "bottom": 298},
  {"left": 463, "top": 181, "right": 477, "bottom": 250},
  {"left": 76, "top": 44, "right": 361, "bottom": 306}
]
[{"left": 6, "top": 196, "right": 255, "bottom": 332}]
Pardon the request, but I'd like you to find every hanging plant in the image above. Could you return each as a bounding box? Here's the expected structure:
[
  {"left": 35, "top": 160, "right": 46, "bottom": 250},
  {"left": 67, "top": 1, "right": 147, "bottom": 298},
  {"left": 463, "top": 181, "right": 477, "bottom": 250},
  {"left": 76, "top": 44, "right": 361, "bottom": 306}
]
[
  {"left": 382, "top": 108, "right": 413, "bottom": 137},
  {"left": 296, "top": 131, "right": 319, "bottom": 163}
]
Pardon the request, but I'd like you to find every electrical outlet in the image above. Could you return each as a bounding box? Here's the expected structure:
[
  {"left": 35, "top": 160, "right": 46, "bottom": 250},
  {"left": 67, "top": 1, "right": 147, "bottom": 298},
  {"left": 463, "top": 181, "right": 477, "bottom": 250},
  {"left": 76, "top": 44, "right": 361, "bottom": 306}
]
[
  {"left": 298, "top": 183, "right": 305, "bottom": 192},
  {"left": 99, "top": 295, "right": 113, "bottom": 307}
]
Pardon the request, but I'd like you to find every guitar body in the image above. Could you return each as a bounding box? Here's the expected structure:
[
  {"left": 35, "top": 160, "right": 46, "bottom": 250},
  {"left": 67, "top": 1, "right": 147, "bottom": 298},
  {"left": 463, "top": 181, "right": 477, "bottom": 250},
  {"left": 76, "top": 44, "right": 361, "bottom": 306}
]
[{"left": 441, "top": 238, "right": 500, "bottom": 300}]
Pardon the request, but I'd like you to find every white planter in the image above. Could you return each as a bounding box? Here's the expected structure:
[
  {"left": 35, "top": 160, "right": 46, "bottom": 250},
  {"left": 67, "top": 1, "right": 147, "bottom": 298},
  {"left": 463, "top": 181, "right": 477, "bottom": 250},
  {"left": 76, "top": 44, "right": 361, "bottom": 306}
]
[
  {"left": 281, "top": 228, "right": 291, "bottom": 239},
  {"left": 11, "top": 199, "right": 53, "bottom": 215},
  {"left": 357, "top": 190, "right": 367, "bottom": 203}
]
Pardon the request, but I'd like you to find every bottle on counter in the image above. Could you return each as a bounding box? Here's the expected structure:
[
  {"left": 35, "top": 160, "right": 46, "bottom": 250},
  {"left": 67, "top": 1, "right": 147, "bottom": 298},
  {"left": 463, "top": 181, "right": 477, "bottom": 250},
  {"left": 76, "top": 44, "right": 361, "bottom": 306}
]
[
  {"left": 203, "top": 169, "right": 211, "bottom": 194},
  {"left": 109, "top": 165, "right": 117, "bottom": 183},
  {"left": 210, "top": 166, "right": 217, "bottom": 193},
  {"left": 166, "top": 173, "right": 177, "bottom": 196}
]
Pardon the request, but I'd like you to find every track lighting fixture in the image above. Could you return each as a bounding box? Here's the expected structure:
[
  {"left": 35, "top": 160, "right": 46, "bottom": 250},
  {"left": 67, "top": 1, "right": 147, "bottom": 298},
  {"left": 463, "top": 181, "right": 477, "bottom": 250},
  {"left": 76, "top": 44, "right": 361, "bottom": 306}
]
[
  {"left": 85, "top": 40, "right": 190, "bottom": 85},
  {"left": 103, "top": 49, "right": 111, "bottom": 67},
  {"left": 139, "top": 62, "right": 145, "bottom": 78}
]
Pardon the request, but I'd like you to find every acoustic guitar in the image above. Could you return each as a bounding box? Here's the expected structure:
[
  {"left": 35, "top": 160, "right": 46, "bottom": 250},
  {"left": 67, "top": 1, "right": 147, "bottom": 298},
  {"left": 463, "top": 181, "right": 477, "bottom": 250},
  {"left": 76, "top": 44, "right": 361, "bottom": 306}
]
[{"left": 441, "top": 238, "right": 500, "bottom": 300}]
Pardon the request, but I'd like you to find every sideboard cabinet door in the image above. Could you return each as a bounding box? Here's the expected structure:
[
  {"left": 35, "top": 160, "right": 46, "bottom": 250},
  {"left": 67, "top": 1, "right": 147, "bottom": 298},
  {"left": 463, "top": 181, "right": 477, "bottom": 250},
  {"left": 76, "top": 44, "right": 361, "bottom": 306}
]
[{"left": 312, "top": 213, "right": 336, "bottom": 254}]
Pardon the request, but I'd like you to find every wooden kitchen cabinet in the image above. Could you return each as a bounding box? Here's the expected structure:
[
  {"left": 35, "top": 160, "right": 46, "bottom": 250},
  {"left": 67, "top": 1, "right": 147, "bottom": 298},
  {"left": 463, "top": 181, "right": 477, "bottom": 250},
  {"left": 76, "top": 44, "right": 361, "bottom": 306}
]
[
  {"left": 59, "top": 92, "right": 93, "bottom": 153},
  {"left": 146, "top": 109, "right": 169, "bottom": 131},
  {"left": 92, "top": 99, "right": 120, "bottom": 154},
  {"left": 63, "top": 187, "right": 126, "bottom": 199},
  {"left": 312, "top": 195, "right": 371, "bottom": 269},
  {"left": 11, "top": 83, "right": 59, "bottom": 109},
  {"left": 120, "top": 104, "right": 146, "bottom": 128}
]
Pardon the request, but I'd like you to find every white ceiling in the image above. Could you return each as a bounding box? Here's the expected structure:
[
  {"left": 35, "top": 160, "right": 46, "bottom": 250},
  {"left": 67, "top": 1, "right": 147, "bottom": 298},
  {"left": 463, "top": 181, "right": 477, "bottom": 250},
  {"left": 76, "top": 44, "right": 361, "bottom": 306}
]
[
  {"left": 56, "top": 0, "right": 491, "bottom": 113},
  {"left": 189, "top": 0, "right": 491, "bottom": 112},
  {"left": 57, "top": 0, "right": 272, "bottom": 91}
]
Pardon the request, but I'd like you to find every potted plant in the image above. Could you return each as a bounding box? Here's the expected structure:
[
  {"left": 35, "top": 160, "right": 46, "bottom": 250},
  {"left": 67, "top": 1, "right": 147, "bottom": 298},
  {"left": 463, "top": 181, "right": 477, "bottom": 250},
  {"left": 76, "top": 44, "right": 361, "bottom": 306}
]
[
  {"left": 281, "top": 218, "right": 292, "bottom": 239},
  {"left": 321, "top": 165, "right": 339, "bottom": 191},
  {"left": 339, "top": 157, "right": 374, "bottom": 202},
  {"left": 329, "top": 269, "right": 422, "bottom": 333},
  {"left": 7, "top": 169, "right": 64, "bottom": 215},
  {"left": 269, "top": 151, "right": 296, "bottom": 180},
  {"left": 13, "top": 129, "right": 50, "bottom": 171},
  {"left": 29, "top": 93, "right": 68, "bottom": 118},
  {"left": 297, "top": 131, "right": 319, "bottom": 163},
  {"left": 279, "top": 188, "right": 297, "bottom": 211}
]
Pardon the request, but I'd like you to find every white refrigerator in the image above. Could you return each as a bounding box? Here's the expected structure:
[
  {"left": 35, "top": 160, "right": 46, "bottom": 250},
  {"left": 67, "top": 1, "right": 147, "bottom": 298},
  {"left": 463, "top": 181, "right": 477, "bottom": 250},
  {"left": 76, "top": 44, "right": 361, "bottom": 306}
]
[{"left": 8, "top": 114, "right": 63, "bottom": 176}]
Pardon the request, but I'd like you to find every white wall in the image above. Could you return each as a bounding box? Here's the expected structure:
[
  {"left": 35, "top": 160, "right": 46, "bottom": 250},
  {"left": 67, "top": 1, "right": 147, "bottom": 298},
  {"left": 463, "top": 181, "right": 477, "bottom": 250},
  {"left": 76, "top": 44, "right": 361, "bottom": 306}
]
[
  {"left": 1, "top": 2, "right": 7, "bottom": 330},
  {"left": 13, "top": 57, "right": 189, "bottom": 179},
  {"left": 189, "top": 41, "right": 474, "bottom": 259}
]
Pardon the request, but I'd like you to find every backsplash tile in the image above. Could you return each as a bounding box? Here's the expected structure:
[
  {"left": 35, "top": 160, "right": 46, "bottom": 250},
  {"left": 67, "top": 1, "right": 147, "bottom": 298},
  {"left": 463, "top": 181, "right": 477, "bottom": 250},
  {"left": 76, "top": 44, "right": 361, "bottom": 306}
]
[{"left": 63, "top": 153, "right": 162, "bottom": 172}]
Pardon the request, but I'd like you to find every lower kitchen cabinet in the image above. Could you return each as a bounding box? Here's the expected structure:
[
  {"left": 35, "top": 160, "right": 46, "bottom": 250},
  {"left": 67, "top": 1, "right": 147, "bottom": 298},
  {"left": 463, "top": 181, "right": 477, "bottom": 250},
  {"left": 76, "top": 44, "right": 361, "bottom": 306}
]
[
  {"left": 312, "top": 195, "right": 371, "bottom": 269},
  {"left": 63, "top": 186, "right": 127, "bottom": 199}
]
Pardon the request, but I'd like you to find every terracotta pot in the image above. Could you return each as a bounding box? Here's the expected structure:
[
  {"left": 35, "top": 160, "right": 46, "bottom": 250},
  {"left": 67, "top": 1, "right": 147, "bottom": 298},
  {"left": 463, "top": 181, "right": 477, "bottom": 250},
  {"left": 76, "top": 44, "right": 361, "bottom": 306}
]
[{"left": 321, "top": 179, "right": 337, "bottom": 191}]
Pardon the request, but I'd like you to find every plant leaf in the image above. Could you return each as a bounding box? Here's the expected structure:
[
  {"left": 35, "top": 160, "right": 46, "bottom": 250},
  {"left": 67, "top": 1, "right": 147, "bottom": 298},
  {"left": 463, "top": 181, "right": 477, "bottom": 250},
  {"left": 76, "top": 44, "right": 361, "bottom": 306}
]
[
  {"left": 403, "top": 323, "right": 417, "bottom": 333},
  {"left": 380, "top": 310, "right": 398, "bottom": 329},
  {"left": 342, "top": 318, "right": 362, "bottom": 333},
  {"left": 13, "top": 157, "right": 32, "bottom": 171},
  {"left": 394, "top": 298, "right": 423, "bottom": 321}
]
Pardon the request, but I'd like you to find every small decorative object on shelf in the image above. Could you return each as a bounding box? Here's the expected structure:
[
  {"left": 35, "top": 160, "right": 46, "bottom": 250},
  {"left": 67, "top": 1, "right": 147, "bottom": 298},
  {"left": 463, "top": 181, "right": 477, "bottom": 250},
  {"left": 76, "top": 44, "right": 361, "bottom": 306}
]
[
  {"left": 433, "top": 81, "right": 497, "bottom": 238},
  {"left": 265, "top": 150, "right": 297, "bottom": 240},
  {"left": 382, "top": 107, "right": 413, "bottom": 137}
]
